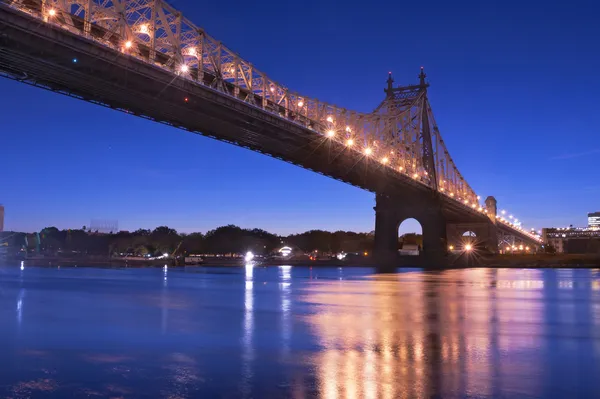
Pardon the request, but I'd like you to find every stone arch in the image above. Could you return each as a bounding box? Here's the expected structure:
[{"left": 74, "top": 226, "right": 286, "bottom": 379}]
[
  {"left": 460, "top": 230, "right": 479, "bottom": 251},
  {"left": 447, "top": 225, "right": 492, "bottom": 252},
  {"left": 398, "top": 218, "right": 423, "bottom": 255},
  {"left": 374, "top": 192, "right": 448, "bottom": 270}
]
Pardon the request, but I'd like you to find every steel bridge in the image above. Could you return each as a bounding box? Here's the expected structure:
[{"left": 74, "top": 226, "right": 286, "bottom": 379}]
[{"left": 0, "top": 0, "right": 541, "bottom": 268}]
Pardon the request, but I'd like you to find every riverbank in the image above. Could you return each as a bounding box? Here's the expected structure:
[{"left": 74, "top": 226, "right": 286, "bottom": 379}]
[{"left": 4, "top": 253, "right": 599, "bottom": 269}]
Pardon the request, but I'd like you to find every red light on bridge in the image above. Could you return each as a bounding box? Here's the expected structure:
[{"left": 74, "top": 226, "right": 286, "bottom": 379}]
[{"left": 184, "top": 97, "right": 189, "bottom": 103}]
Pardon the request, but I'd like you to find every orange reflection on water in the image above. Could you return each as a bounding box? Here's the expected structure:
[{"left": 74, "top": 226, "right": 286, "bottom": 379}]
[{"left": 301, "top": 269, "right": 548, "bottom": 399}]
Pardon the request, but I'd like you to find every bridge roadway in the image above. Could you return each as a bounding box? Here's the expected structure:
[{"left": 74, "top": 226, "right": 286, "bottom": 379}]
[{"left": 0, "top": 2, "right": 540, "bottom": 266}]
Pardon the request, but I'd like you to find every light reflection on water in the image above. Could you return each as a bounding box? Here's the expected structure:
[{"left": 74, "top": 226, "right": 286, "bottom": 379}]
[{"left": 0, "top": 265, "right": 599, "bottom": 398}]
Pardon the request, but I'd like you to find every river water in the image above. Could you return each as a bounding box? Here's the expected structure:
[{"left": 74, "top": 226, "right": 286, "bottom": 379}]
[{"left": 0, "top": 265, "right": 599, "bottom": 398}]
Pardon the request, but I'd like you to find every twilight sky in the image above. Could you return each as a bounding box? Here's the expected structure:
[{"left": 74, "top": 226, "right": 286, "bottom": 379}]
[{"left": 1, "top": 0, "right": 599, "bottom": 235}]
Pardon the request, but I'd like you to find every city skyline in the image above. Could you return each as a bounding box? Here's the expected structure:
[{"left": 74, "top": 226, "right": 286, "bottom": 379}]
[{"left": 1, "top": 0, "right": 598, "bottom": 235}]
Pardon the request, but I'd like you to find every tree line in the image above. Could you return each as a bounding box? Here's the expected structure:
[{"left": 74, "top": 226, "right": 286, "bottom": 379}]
[{"left": 0, "top": 225, "right": 382, "bottom": 257}]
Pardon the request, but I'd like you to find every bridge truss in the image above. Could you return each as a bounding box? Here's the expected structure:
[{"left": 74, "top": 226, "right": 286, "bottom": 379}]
[{"left": 0, "top": 0, "right": 541, "bottom": 244}]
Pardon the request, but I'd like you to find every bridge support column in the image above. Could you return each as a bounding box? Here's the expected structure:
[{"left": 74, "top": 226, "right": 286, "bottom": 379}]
[{"left": 374, "top": 192, "right": 448, "bottom": 272}]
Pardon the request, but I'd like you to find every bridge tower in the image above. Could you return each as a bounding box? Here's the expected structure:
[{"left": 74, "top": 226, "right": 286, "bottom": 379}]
[
  {"left": 374, "top": 70, "right": 502, "bottom": 270},
  {"left": 374, "top": 69, "right": 448, "bottom": 271},
  {"left": 485, "top": 196, "right": 497, "bottom": 223}
]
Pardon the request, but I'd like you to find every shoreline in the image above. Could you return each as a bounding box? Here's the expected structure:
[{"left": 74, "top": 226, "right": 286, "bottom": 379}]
[{"left": 2, "top": 254, "right": 600, "bottom": 269}]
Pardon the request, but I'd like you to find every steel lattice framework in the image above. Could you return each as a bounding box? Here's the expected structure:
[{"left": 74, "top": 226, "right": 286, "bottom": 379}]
[{"left": 1, "top": 0, "right": 541, "bottom": 243}]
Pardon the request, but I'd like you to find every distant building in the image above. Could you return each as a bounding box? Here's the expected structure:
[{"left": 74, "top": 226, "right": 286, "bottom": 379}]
[
  {"left": 543, "top": 227, "right": 600, "bottom": 254},
  {"left": 0, "top": 205, "right": 4, "bottom": 232},
  {"left": 589, "top": 212, "right": 600, "bottom": 229}
]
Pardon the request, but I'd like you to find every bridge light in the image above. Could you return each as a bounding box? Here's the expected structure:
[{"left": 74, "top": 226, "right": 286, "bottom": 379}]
[
  {"left": 381, "top": 157, "right": 389, "bottom": 164},
  {"left": 326, "top": 116, "right": 333, "bottom": 123},
  {"left": 440, "top": 187, "right": 444, "bottom": 191},
  {"left": 465, "top": 244, "right": 472, "bottom": 251},
  {"left": 464, "top": 199, "right": 468, "bottom": 204},
  {"left": 509, "top": 215, "right": 514, "bottom": 219},
  {"left": 186, "top": 47, "right": 197, "bottom": 56},
  {"left": 270, "top": 86, "right": 275, "bottom": 92},
  {"left": 477, "top": 195, "right": 481, "bottom": 200},
  {"left": 326, "top": 130, "right": 335, "bottom": 137},
  {"left": 478, "top": 207, "right": 483, "bottom": 211},
  {"left": 526, "top": 246, "right": 530, "bottom": 251},
  {"left": 501, "top": 210, "right": 506, "bottom": 215},
  {"left": 364, "top": 148, "right": 372, "bottom": 156},
  {"left": 346, "top": 138, "right": 354, "bottom": 146},
  {"left": 139, "top": 24, "right": 149, "bottom": 35},
  {"left": 506, "top": 246, "right": 510, "bottom": 251},
  {"left": 471, "top": 203, "right": 476, "bottom": 208},
  {"left": 398, "top": 166, "right": 404, "bottom": 171},
  {"left": 448, "top": 245, "right": 454, "bottom": 250},
  {"left": 345, "top": 126, "right": 351, "bottom": 132},
  {"left": 519, "top": 245, "right": 523, "bottom": 250},
  {"left": 450, "top": 192, "right": 454, "bottom": 197},
  {"left": 124, "top": 40, "right": 133, "bottom": 49},
  {"left": 180, "top": 64, "right": 189, "bottom": 73},
  {"left": 413, "top": 173, "right": 418, "bottom": 179},
  {"left": 297, "top": 100, "right": 304, "bottom": 107},
  {"left": 48, "top": 8, "right": 56, "bottom": 17}
]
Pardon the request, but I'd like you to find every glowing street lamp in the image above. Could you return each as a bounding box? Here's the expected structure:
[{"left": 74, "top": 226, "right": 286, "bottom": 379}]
[
  {"left": 381, "top": 157, "right": 389, "bottom": 164},
  {"left": 124, "top": 40, "right": 133, "bottom": 49},
  {"left": 326, "top": 130, "right": 335, "bottom": 138},
  {"left": 364, "top": 147, "right": 372, "bottom": 156},
  {"left": 180, "top": 64, "right": 189, "bottom": 73},
  {"left": 48, "top": 8, "right": 56, "bottom": 17},
  {"left": 326, "top": 116, "right": 333, "bottom": 123},
  {"left": 346, "top": 138, "right": 354, "bottom": 146},
  {"left": 465, "top": 244, "right": 472, "bottom": 251}
]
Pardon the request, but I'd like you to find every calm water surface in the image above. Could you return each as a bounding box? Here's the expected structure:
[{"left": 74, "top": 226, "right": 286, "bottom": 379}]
[{"left": 1, "top": 265, "right": 599, "bottom": 398}]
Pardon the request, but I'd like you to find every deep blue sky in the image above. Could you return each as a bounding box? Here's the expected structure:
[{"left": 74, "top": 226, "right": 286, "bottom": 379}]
[{"left": 1, "top": 0, "right": 599, "bottom": 235}]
